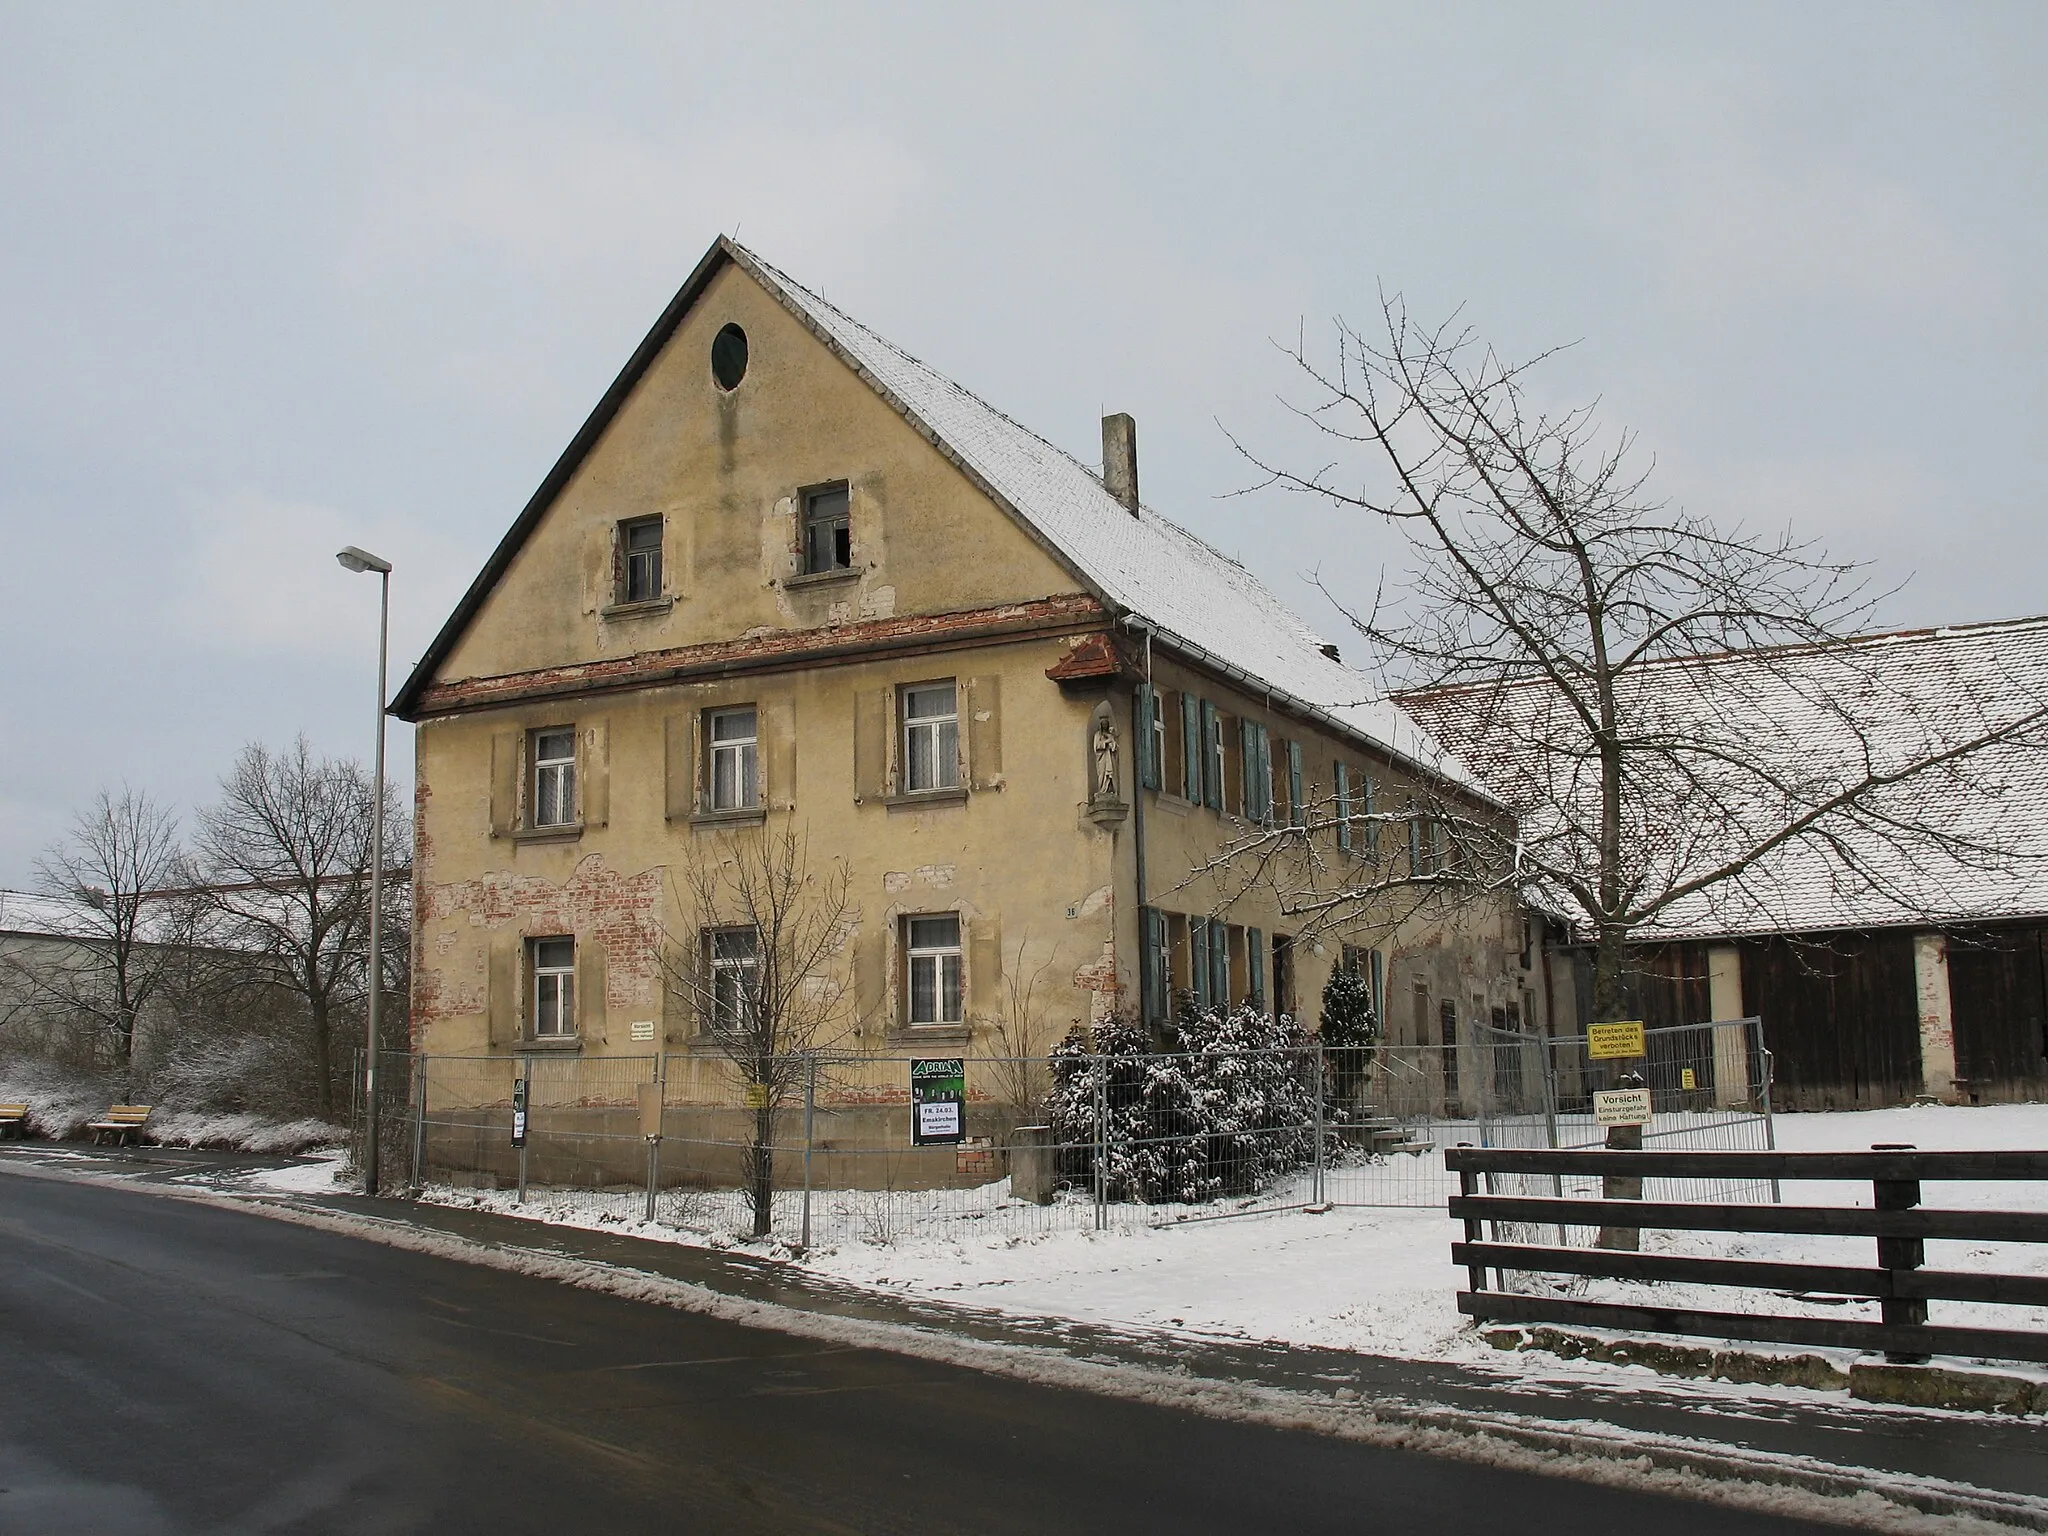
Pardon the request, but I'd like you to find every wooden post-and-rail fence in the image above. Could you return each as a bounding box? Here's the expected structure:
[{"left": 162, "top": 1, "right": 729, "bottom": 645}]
[{"left": 1445, "top": 1147, "right": 2048, "bottom": 1366}]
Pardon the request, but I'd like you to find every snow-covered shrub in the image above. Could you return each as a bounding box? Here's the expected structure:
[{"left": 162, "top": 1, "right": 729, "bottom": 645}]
[{"left": 1045, "top": 1005, "right": 1319, "bottom": 1204}]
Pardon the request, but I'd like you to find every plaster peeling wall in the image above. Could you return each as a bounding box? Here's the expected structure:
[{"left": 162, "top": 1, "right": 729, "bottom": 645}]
[{"left": 420, "top": 855, "right": 668, "bottom": 1024}]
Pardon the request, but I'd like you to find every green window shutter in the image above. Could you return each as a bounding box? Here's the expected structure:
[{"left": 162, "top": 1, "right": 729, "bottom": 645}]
[
  {"left": 1361, "top": 774, "right": 1377, "bottom": 862},
  {"left": 1136, "top": 687, "right": 1159, "bottom": 792},
  {"left": 1181, "top": 694, "right": 1202, "bottom": 801},
  {"left": 1189, "top": 918, "right": 1210, "bottom": 1010},
  {"left": 1209, "top": 922, "right": 1230, "bottom": 1008},
  {"left": 1408, "top": 812, "right": 1423, "bottom": 874},
  {"left": 1140, "top": 907, "right": 1165, "bottom": 1022},
  {"left": 1369, "top": 949, "right": 1385, "bottom": 1029},
  {"left": 1248, "top": 927, "right": 1266, "bottom": 1012},
  {"left": 1288, "top": 740, "right": 1305, "bottom": 828},
  {"left": 1239, "top": 718, "right": 1257, "bottom": 818},
  {"left": 1199, "top": 700, "right": 1221, "bottom": 811},
  {"left": 1258, "top": 727, "right": 1273, "bottom": 825},
  {"left": 1335, "top": 762, "right": 1352, "bottom": 851}
]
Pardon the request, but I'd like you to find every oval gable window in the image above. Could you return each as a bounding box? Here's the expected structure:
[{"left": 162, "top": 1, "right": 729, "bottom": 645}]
[{"left": 711, "top": 323, "right": 748, "bottom": 391}]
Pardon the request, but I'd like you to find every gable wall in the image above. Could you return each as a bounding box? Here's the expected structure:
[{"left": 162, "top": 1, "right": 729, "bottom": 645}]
[{"left": 440, "top": 261, "right": 1081, "bottom": 687}]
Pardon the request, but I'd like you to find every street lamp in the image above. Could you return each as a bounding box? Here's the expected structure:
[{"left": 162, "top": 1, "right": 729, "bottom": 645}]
[{"left": 337, "top": 544, "right": 392, "bottom": 1196}]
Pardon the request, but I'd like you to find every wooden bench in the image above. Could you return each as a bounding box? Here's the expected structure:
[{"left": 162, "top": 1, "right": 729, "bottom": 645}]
[
  {"left": 85, "top": 1105, "right": 152, "bottom": 1147},
  {"left": 0, "top": 1104, "right": 26, "bottom": 1140}
]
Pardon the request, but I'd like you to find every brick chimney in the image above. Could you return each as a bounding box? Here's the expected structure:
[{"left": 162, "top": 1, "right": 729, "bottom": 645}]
[{"left": 1102, "top": 413, "right": 1139, "bottom": 515}]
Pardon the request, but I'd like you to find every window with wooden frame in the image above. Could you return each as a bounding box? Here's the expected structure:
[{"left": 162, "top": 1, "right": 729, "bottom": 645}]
[
  {"left": 530, "top": 936, "right": 576, "bottom": 1037},
  {"left": 904, "top": 914, "right": 963, "bottom": 1027},
  {"left": 706, "top": 926, "right": 759, "bottom": 1036},
  {"left": 1335, "top": 762, "right": 1352, "bottom": 851},
  {"left": 901, "top": 682, "right": 959, "bottom": 793},
  {"left": 801, "top": 483, "right": 851, "bottom": 574},
  {"left": 531, "top": 728, "right": 576, "bottom": 828},
  {"left": 706, "top": 706, "right": 759, "bottom": 812},
  {"left": 619, "top": 516, "right": 663, "bottom": 604}
]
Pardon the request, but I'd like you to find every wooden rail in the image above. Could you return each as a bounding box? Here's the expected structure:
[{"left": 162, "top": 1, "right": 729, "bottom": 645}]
[{"left": 1444, "top": 1146, "right": 2048, "bottom": 1366}]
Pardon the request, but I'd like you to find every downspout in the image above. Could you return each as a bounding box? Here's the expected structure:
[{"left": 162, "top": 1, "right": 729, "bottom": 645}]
[{"left": 1123, "top": 617, "right": 1155, "bottom": 1021}]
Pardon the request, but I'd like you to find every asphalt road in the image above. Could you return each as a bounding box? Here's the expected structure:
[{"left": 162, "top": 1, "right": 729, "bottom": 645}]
[{"left": 0, "top": 1172, "right": 1836, "bottom": 1536}]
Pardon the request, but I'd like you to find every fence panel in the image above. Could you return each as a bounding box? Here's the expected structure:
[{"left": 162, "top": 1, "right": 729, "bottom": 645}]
[{"left": 398, "top": 1019, "right": 1774, "bottom": 1248}]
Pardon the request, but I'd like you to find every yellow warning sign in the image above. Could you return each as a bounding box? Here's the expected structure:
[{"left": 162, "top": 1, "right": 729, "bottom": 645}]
[
  {"left": 743, "top": 1083, "right": 770, "bottom": 1110},
  {"left": 1680, "top": 1067, "right": 1697, "bottom": 1091},
  {"left": 1588, "top": 1020, "right": 1647, "bottom": 1060}
]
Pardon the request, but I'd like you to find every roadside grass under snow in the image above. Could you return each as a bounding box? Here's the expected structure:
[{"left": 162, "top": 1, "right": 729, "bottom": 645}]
[{"left": 269, "top": 1104, "right": 2048, "bottom": 1370}]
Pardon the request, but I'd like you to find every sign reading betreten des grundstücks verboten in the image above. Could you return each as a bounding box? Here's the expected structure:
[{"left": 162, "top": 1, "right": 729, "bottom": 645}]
[{"left": 910, "top": 1058, "right": 966, "bottom": 1146}]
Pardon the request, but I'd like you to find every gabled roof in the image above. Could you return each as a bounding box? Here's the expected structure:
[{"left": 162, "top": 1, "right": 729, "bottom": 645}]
[
  {"left": 392, "top": 237, "right": 1477, "bottom": 793},
  {"left": 1403, "top": 614, "right": 2048, "bottom": 942}
]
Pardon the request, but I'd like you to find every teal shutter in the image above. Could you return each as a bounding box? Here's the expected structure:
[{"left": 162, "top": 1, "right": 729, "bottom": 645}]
[
  {"left": 1369, "top": 948, "right": 1384, "bottom": 1029},
  {"left": 1335, "top": 762, "right": 1351, "bottom": 851},
  {"left": 1288, "top": 740, "right": 1305, "bottom": 827},
  {"left": 1248, "top": 927, "right": 1266, "bottom": 1011},
  {"left": 1189, "top": 918, "right": 1210, "bottom": 1010},
  {"left": 1181, "top": 695, "right": 1202, "bottom": 801},
  {"left": 1252, "top": 725, "right": 1271, "bottom": 824},
  {"left": 1239, "top": 718, "right": 1257, "bottom": 818},
  {"left": 1136, "top": 686, "right": 1160, "bottom": 791},
  {"left": 1210, "top": 922, "right": 1230, "bottom": 1008},
  {"left": 1199, "top": 700, "right": 1221, "bottom": 811},
  {"left": 1141, "top": 907, "right": 1167, "bottom": 1021},
  {"left": 1408, "top": 813, "right": 1423, "bottom": 874},
  {"left": 1361, "top": 773, "right": 1377, "bottom": 862}
]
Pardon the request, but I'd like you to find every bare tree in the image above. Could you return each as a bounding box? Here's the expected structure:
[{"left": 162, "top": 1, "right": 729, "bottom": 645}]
[
  {"left": 659, "top": 826, "right": 862, "bottom": 1239},
  {"left": 8, "top": 787, "right": 188, "bottom": 1081},
  {"left": 190, "top": 739, "right": 409, "bottom": 1119},
  {"left": 982, "top": 935, "right": 1062, "bottom": 1119},
  {"left": 1231, "top": 299, "right": 2048, "bottom": 1019}
]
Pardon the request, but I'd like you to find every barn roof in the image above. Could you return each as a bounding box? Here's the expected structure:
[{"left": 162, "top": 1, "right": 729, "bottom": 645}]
[{"left": 1402, "top": 614, "right": 2048, "bottom": 942}]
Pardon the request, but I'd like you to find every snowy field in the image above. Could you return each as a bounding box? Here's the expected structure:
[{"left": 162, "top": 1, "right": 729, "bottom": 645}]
[{"left": 266, "top": 1104, "right": 2048, "bottom": 1372}]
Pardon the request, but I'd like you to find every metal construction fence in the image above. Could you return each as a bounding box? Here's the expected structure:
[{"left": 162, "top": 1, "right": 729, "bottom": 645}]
[{"left": 349, "top": 1017, "right": 1777, "bottom": 1250}]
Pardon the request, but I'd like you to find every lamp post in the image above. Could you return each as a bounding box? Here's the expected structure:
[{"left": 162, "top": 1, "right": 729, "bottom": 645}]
[{"left": 337, "top": 545, "right": 392, "bottom": 1196}]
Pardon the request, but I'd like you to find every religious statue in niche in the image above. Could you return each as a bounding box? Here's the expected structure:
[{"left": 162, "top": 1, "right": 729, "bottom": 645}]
[{"left": 1092, "top": 714, "right": 1120, "bottom": 803}]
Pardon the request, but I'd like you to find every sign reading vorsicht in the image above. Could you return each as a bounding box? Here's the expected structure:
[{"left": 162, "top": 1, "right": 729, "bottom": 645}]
[
  {"left": 1587, "top": 1020, "right": 1647, "bottom": 1060},
  {"left": 1594, "top": 1087, "right": 1653, "bottom": 1126},
  {"left": 911, "top": 1058, "right": 966, "bottom": 1146}
]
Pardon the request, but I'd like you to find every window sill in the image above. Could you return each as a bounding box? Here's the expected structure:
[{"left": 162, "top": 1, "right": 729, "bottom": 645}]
[
  {"left": 689, "top": 807, "right": 767, "bottom": 829},
  {"left": 520, "top": 1036, "right": 582, "bottom": 1051},
  {"left": 1151, "top": 792, "right": 1194, "bottom": 818},
  {"left": 881, "top": 787, "right": 968, "bottom": 810},
  {"left": 511, "top": 823, "right": 584, "bottom": 844},
  {"left": 600, "top": 596, "right": 674, "bottom": 620},
  {"left": 782, "top": 565, "right": 863, "bottom": 590},
  {"left": 887, "top": 1025, "right": 972, "bottom": 1047}
]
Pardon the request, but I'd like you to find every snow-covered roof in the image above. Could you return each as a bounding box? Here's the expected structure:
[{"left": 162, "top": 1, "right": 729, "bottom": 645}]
[
  {"left": 725, "top": 244, "right": 1476, "bottom": 791},
  {"left": 1402, "top": 615, "right": 2048, "bottom": 942},
  {"left": 393, "top": 237, "right": 1480, "bottom": 794},
  {"left": 0, "top": 888, "right": 181, "bottom": 944}
]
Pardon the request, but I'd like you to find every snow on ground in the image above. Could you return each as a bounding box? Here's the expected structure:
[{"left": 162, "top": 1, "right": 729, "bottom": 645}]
[
  {"left": 238, "top": 1147, "right": 351, "bottom": 1192},
  {"left": 317, "top": 1104, "right": 2048, "bottom": 1371}
]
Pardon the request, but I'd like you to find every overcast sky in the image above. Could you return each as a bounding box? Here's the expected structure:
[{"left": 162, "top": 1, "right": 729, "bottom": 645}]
[{"left": 2, "top": 3, "right": 2043, "bottom": 887}]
